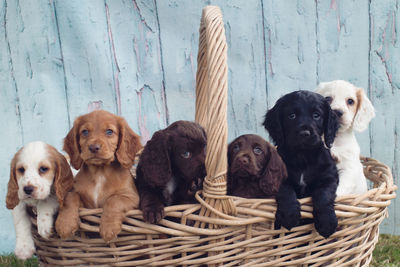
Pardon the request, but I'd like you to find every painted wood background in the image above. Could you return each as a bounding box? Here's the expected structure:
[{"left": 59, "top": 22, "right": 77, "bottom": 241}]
[{"left": 0, "top": 0, "right": 399, "bottom": 253}]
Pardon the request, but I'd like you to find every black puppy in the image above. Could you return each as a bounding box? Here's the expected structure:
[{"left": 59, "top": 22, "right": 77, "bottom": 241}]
[
  {"left": 136, "top": 121, "right": 207, "bottom": 224},
  {"left": 263, "top": 90, "right": 339, "bottom": 238}
]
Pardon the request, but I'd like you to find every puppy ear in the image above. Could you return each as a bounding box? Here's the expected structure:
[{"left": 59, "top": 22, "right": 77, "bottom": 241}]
[
  {"left": 259, "top": 146, "right": 287, "bottom": 196},
  {"left": 353, "top": 88, "right": 375, "bottom": 132},
  {"left": 138, "top": 130, "right": 171, "bottom": 187},
  {"left": 323, "top": 100, "right": 340, "bottom": 148},
  {"left": 227, "top": 140, "right": 238, "bottom": 194},
  {"left": 63, "top": 118, "right": 83, "bottom": 170},
  {"left": 116, "top": 117, "right": 142, "bottom": 169},
  {"left": 52, "top": 149, "right": 74, "bottom": 208},
  {"left": 6, "top": 152, "right": 20, "bottom": 209},
  {"left": 263, "top": 102, "right": 284, "bottom": 146}
]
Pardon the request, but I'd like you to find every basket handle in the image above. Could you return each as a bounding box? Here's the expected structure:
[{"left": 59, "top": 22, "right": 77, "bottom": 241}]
[{"left": 195, "top": 6, "right": 236, "bottom": 218}]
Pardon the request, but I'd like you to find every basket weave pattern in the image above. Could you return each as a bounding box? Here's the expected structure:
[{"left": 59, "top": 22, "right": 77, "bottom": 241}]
[{"left": 32, "top": 6, "right": 397, "bottom": 267}]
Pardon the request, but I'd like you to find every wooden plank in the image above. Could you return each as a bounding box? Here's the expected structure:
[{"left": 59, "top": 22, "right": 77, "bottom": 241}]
[
  {"left": 53, "top": 0, "right": 117, "bottom": 121},
  {"left": 316, "top": 0, "right": 371, "bottom": 155},
  {"left": 0, "top": 0, "right": 24, "bottom": 253},
  {"left": 263, "top": 0, "right": 317, "bottom": 110},
  {"left": 369, "top": 0, "right": 400, "bottom": 235},
  {"left": 213, "top": 0, "right": 267, "bottom": 140},
  {"left": 104, "top": 0, "right": 167, "bottom": 143},
  {"left": 155, "top": 0, "right": 206, "bottom": 125},
  {"left": 3, "top": 0, "right": 70, "bottom": 148},
  {"left": 0, "top": 0, "right": 70, "bottom": 252}
]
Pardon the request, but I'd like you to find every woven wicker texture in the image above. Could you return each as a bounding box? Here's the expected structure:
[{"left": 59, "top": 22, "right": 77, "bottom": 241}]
[{"left": 32, "top": 6, "right": 397, "bottom": 267}]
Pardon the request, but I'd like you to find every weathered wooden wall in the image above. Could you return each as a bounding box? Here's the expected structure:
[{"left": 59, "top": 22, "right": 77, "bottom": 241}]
[{"left": 0, "top": 0, "right": 398, "bottom": 253}]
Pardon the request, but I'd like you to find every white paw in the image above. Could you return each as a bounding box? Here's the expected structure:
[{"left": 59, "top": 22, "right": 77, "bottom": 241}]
[
  {"left": 38, "top": 218, "right": 53, "bottom": 239},
  {"left": 15, "top": 239, "right": 35, "bottom": 260}
]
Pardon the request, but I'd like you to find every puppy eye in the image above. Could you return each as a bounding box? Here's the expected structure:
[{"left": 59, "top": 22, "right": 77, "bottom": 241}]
[
  {"left": 233, "top": 144, "right": 240, "bottom": 153},
  {"left": 18, "top": 167, "right": 25, "bottom": 174},
  {"left": 347, "top": 98, "right": 355, "bottom": 105},
  {"left": 325, "top": 96, "right": 333, "bottom": 104},
  {"left": 181, "top": 152, "right": 192, "bottom": 159},
  {"left": 106, "top": 129, "right": 113, "bottom": 136},
  {"left": 288, "top": 113, "right": 296, "bottom": 120},
  {"left": 253, "top": 147, "right": 263, "bottom": 155},
  {"left": 81, "top": 129, "right": 89, "bottom": 137},
  {"left": 39, "top": 166, "right": 49, "bottom": 173},
  {"left": 313, "top": 112, "right": 321, "bottom": 120}
]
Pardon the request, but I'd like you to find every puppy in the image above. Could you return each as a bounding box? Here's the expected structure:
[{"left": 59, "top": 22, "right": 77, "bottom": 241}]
[
  {"left": 6, "top": 141, "right": 74, "bottom": 260},
  {"left": 316, "top": 80, "right": 375, "bottom": 195},
  {"left": 55, "top": 110, "right": 142, "bottom": 242},
  {"left": 227, "top": 134, "right": 287, "bottom": 198},
  {"left": 136, "top": 121, "right": 207, "bottom": 224},
  {"left": 264, "top": 90, "right": 340, "bottom": 238}
]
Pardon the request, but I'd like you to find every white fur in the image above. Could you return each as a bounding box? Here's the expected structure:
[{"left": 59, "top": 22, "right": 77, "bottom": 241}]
[
  {"left": 11, "top": 141, "right": 59, "bottom": 260},
  {"left": 92, "top": 175, "right": 106, "bottom": 207},
  {"left": 316, "top": 80, "right": 375, "bottom": 196}
]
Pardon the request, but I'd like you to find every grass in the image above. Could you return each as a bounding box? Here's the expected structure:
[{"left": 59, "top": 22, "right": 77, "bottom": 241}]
[
  {"left": 0, "top": 254, "right": 38, "bottom": 267},
  {"left": 1, "top": 234, "right": 399, "bottom": 266},
  {"left": 370, "top": 234, "right": 400, "bottom": 267}
]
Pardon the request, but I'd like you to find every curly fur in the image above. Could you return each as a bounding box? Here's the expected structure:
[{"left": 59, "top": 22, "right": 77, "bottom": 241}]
[
  {"left": 136, "top": 121, "right": 207, "bottom": 224},
  {"left": 227, "top": 134, "right": 287, "bottom": 198},
  {"left": 263, "top": 90, "right": 340, "bottom": 238}
]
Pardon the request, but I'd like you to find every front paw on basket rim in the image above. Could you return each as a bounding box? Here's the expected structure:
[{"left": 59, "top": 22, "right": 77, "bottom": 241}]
[
  {"left": 274, "top": 203, "right": 301, "bottom": 231},
  {"left": 143, "top": 206, "right": 165, "bottom": 224},
  {"left": 99, "top": 221, "right": 122, "bottom": 242},
  {"left": 314, "top": 211, "right": 338, "bottom": 238}
]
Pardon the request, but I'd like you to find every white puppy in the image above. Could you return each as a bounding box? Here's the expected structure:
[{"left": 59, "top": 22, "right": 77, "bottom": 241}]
[
  {"left": 316, "top": 80, "right": 375, "bottom": 196},
  {"left": 6, "top": 141, "right": 74, "bottom": 260}
]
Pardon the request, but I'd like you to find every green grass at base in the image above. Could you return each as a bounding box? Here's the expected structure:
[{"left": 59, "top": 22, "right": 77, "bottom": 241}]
[{"left": 1, "top": 234, "right": 399, "bottom": 266}]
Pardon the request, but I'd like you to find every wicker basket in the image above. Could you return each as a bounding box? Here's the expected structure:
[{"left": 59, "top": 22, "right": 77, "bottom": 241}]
[{"left": 31, "top": 6, "right": 397, "bottom": 266}]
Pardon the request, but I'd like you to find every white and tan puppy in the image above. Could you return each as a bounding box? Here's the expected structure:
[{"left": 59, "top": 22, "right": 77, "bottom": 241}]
[
  {"left": 316, "top": 80, "right": 375, "bottom": 196},
  {"left": 6, "top": 141, "right": 74, "bottom": 260}
]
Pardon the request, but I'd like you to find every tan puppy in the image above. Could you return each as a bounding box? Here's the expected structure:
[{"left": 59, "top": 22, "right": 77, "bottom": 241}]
[{"left": 55, "top": 110, "right": 142, "bottom": 241}]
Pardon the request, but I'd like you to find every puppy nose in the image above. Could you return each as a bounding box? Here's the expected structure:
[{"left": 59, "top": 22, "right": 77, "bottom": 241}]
[
  {"left": 23, "top": 186, "right": 34, "bottom": 195},
  {"left": 238, "top": 156, "right": 249, "bottom": 165},
  {"left": 334, "top": 109, "right": 343, "bottom": 118},
  {"left": 299, "top": 130, "right": 311, "bottom": 137},
  {"left": 89, "top": 144, "right": 101, "bottom": 153}
]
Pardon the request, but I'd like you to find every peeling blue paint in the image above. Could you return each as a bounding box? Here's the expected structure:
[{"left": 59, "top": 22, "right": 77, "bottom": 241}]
[{"left": 0, "top": 0, "right": 399, "bottom": 253}]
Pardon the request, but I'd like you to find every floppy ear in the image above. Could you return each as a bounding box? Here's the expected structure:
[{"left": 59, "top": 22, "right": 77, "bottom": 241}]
[
  {"left": 259, "top": 146, "right": 287, "bottom": 196},
  {"left": 138, "top": 130, "right": 171, "bottom": 187},
  {"left": 63, "top": 118, "right": 83, "bottom": 170},
  {"left": 52, "top": 148, "right": 74, "bottom": 208},
  {"left": 6, "top": 152, "right": 20, "bottom": 209},
  {"left": 353, "top": 88, "right": 375, "bottom": 132},
  {"left": 323, "top": 100, "right": 340, "bottom": 148},
  {"left": 263, "top": 101, "right": 284, "bottom": 146},
  {"left": 227, "top": 140, "right": 238, "bottom": 194},
  {"left": 115, "top": 117, "right": 142, "bottom": 169}
]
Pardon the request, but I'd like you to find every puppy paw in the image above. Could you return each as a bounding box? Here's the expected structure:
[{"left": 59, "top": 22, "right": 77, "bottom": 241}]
[
  {"left": 37, "top": 217, "right": 53, "bottom": 239},
  {"left": 55, "top": 215, "right": 79, "bottom": 239},
  {"left": 314, "top": 210, "right": 338, "bottom": 238},
  {"left": 142, "top": 204, "right": 165, "bottom": 224},
  {"left": 275, "top": 201, "right": 301, "bottom": 231},
  {"left": 15, "top": 239, "right": 35, "bottom": 260},
  {"left": 99, "top": 220, "right": 122, "bottom": 242}
]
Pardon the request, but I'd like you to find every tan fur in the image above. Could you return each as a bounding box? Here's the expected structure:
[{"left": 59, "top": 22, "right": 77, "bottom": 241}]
[
  {"left": 6, "top": 151, "right": 21, "bottom": 209},
  {"left": 56, "top": 110, "right": 142, "bottom": 242}
]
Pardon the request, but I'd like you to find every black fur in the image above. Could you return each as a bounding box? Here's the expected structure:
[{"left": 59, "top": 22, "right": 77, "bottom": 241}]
[{"left": 263, "top": 90, "right": 339, "bottom": 238}]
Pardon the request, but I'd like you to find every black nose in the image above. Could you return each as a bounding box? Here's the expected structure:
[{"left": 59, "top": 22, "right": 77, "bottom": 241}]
[
  {"left": 299, "top": 130, "right": 311, "bottom": 137},
  {"left": 334, "top": 110, "right": 343, "bottom": 118},
  {"left": 89, "top": 144, "right": 101, "bottom": 153},
  {"left": 23, "top": 186, "right": 34, "bottom": 195}
]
